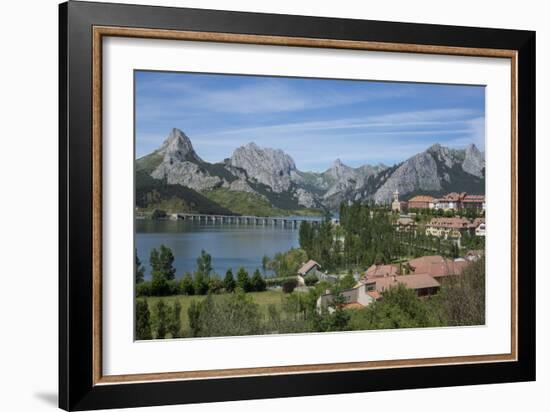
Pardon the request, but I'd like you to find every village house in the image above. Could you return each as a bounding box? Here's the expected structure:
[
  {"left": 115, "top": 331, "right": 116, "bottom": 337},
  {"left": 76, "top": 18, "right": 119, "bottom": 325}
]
[
  {"left": 297, "top": 259, "right": 321, "bottom": 277},
  {"left": 425, "top": 216, "right": 471, "bottom": 239},
  {"left": 393, "top": 216, "right": 417, "bottom": 233},
  {"left": 407, "top": 255, "right": 470, "bottom": 280},
  {"left": 433, "top": 192, "right": 467, "bottom": 211},
  {"left": 462, "top": 194, "right": 486, "bottom": 211},
  {"left": 297, "top": 260, "right": 338, "bottom": 286},
  {"left": 407, "top": 195, "right": 435, "bottom": 210},
  {"left": 297, "top": 260, "right": 322, "bottom": 286}
]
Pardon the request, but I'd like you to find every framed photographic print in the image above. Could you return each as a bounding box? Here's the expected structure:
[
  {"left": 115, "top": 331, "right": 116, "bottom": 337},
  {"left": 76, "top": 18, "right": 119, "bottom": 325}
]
[{"left": 59, "top": 1, "right": 535, "bottom": 410}]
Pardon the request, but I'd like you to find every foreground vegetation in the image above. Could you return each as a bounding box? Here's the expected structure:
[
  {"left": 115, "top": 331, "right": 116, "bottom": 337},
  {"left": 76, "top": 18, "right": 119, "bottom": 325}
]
[{"left": 136, "top": 252, "right": 485, "bottom": 339}]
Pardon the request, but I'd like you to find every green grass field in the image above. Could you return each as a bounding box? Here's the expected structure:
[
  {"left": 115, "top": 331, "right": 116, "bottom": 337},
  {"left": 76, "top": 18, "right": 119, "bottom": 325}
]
[{"left": 138, "top": 290, "right": 286, "bottom": 332}]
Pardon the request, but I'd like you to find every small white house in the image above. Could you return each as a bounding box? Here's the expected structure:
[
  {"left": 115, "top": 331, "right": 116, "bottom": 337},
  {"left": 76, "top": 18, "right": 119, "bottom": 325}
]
[
  {"left": 475, "top": 223, "right": 486, "bottom": 236},
  {"left": 316, "top": 283, "right": 378, "bottom": 313}
]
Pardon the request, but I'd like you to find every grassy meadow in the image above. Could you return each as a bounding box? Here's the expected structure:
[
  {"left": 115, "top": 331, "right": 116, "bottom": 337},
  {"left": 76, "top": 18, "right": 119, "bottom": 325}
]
[{"left": 138, "top": 290, "right": 286, "bottom": 335}]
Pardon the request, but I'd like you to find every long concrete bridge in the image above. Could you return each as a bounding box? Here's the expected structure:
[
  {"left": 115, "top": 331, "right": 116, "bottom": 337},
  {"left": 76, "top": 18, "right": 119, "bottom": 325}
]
[{"left": 169, "top": 212, "right": 322, "bottom": 229}]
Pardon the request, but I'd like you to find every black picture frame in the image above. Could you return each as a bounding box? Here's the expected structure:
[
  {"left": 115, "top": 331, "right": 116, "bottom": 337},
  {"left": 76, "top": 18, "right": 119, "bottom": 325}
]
[{"left": 59, "top": 1, "right": 536, "bottom": 410}]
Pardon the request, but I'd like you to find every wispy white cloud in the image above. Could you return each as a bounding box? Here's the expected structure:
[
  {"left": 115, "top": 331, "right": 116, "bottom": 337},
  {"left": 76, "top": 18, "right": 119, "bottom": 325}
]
[
  {"left": 136, "top": 76, "right": 416, "bottom": 115},
  {"left": 193, "top": 108, "right": 480, "bottom": 140}
]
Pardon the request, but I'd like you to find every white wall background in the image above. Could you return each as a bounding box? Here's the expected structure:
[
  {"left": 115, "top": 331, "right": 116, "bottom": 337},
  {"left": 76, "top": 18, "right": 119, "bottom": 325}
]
[{"left": 0, "top": 0, "right": 546, "bottom": 411}]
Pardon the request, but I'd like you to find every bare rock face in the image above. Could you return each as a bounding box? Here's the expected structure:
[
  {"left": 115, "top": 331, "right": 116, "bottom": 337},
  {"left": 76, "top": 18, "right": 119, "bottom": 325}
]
[
  {"left": 152, "top": 161, "right": 223, "bottom": 191},
  {"left": 427, "top": 143, "right": 456, "bottom": 168},
  {"left": 373, "top": 152, "right": 442, "bottom": 203},
  {"left": 462, "top": 143, "right": 485, "bottom": 177},
  {"left": 321, "top": 159, "right": 384, "bottom": 200},
  {"left": 230, "top": 143, "right": 296, "bottom": 193},
  {"left": 294, "top": 188, "right": 318, "bottom": 208}
]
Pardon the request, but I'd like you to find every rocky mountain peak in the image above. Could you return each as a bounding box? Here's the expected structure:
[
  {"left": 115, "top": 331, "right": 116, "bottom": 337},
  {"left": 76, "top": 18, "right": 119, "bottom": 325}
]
[
  {"left": 158, "top": 128, "right": 202, "bottom": 164},
  {"left": 427, "top": 143, "right": 442, "bottom": 153},
  {"left": 325, "top": 158, "right": 354, "bottom": 180},
  {"left": 462, "top": 143, "right": 484, "bottom": 177},
  {"left": 230, "top": 142, "right": 296, "bottom": 192},
  {"left": 427, "top": 143, "right": 460, "bottom": 169}
]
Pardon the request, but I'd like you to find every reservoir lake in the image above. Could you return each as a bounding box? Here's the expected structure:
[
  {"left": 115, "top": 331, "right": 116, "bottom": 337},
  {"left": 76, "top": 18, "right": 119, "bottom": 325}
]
[{"left": 136, "top": 218, "right": 313, "bottom": 279}]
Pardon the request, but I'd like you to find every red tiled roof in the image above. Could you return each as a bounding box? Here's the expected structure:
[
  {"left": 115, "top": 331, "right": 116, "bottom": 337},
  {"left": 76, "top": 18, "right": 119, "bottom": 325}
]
[
  {"left": 463, "top": 195, "right": 485, "bottom": 203},
  {"left": 407, "top": 255, "right": 470, "bottom": 278},
  {"left": 398, "top": 274, "right": 441, "bottom": 289},
  {"left": 363, "top": 274, "right": 440, "bottom": 292},
  {"left": 364, "top": 264, "right": 399, "bottom": 279},
  {"left": 427, "top": 217, "right": 471, "bottom": 229},
  {"left": 408, "top": 195, "right": 435, "bottom": 203},
  {"left": 366, "top": 291, "right": 381, "bottom": 300},
  {"left": 440, "top": 192, "right": 467, "bottom": 202}
]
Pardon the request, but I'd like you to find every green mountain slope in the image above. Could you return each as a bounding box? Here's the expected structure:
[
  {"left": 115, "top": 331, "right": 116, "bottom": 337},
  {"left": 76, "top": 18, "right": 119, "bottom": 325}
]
[{"left": 136, "top": 170, "right": 234, "bottom": 215}]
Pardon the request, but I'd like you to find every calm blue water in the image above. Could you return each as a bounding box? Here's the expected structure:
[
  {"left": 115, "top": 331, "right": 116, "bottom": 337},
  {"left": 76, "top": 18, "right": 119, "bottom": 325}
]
[{"left": 136, "top": 219, "right": 305, "bottom": 279}]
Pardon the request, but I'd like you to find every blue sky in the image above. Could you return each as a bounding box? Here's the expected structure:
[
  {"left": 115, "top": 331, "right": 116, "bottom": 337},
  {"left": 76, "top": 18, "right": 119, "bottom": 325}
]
[{"left": 135, "top": 71, "right": 485, "bottom": 172}]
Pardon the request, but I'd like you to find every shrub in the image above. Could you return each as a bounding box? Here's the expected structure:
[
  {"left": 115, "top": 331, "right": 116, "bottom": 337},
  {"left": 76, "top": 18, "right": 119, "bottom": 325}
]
[
  {"left": 338, "top": 273, "right": 356, "bottom": 290},
  {"left": 167, "top": 279, "right": 180, "bottom": 295},
  {"left": 208, "top": 277, "right": 224, "bottom": 294},
  {"left": 223, "top": 269, "right": 236, "bottom": 292},
  {"left": 348, "top": 284, "right": 441, "bottom": 331},
  {"left": 236, "top": 268, "right": 252, "bottom": 292},
  {"left": 154, "top": 300, "right": 169, "bottom": 339},
  {"left": 168, "top": 301, "right": 182, "bottom": 338},
  {"left": 186, "top": 292, "right": 262, "bottom": 337},
  {"left": 135, "top": 299, "right": 152, "bottom": 340},
  {"left": 304, "top": 273, "right": 319, "bottom": 286},
  {"left": 179, "top": 273, "right": 194, "bottom": 295},
  {"left": 151, "top": 275, "right": 170, "bottom": 296},
  {"left": 193, "top": 271, "right": 210, "bottom": 295},
  {"left": 282, "top": 279, "right": 297, "bottom": 294},
  {"left": 439, "top": 257, "right": 485, "bottom": 326},
  {"left": 251, "top": 269, "right": 266, "bottom": 292},
  {"left": 187, "top": 300, "right": 202, "bottom": 337},
  {"left": 136, "top": 281, "right": 152, "bottom": 297},
  {"left": 265, "top": 276, "right": 297, "bottom": 288},
  {"left": 151, "top": 209, "right": 167, "bottom": 219}
]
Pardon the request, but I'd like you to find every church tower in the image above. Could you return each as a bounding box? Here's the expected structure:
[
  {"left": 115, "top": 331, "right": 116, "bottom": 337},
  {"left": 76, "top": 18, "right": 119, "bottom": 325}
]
[{"left": 391, "top": 189, "right": 401, "bottom": 212}]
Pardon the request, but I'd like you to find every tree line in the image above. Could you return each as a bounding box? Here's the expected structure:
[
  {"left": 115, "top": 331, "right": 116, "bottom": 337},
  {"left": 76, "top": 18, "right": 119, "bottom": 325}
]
[{"left": 136, "top": 246, "right": 266, "bottom": 297}]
